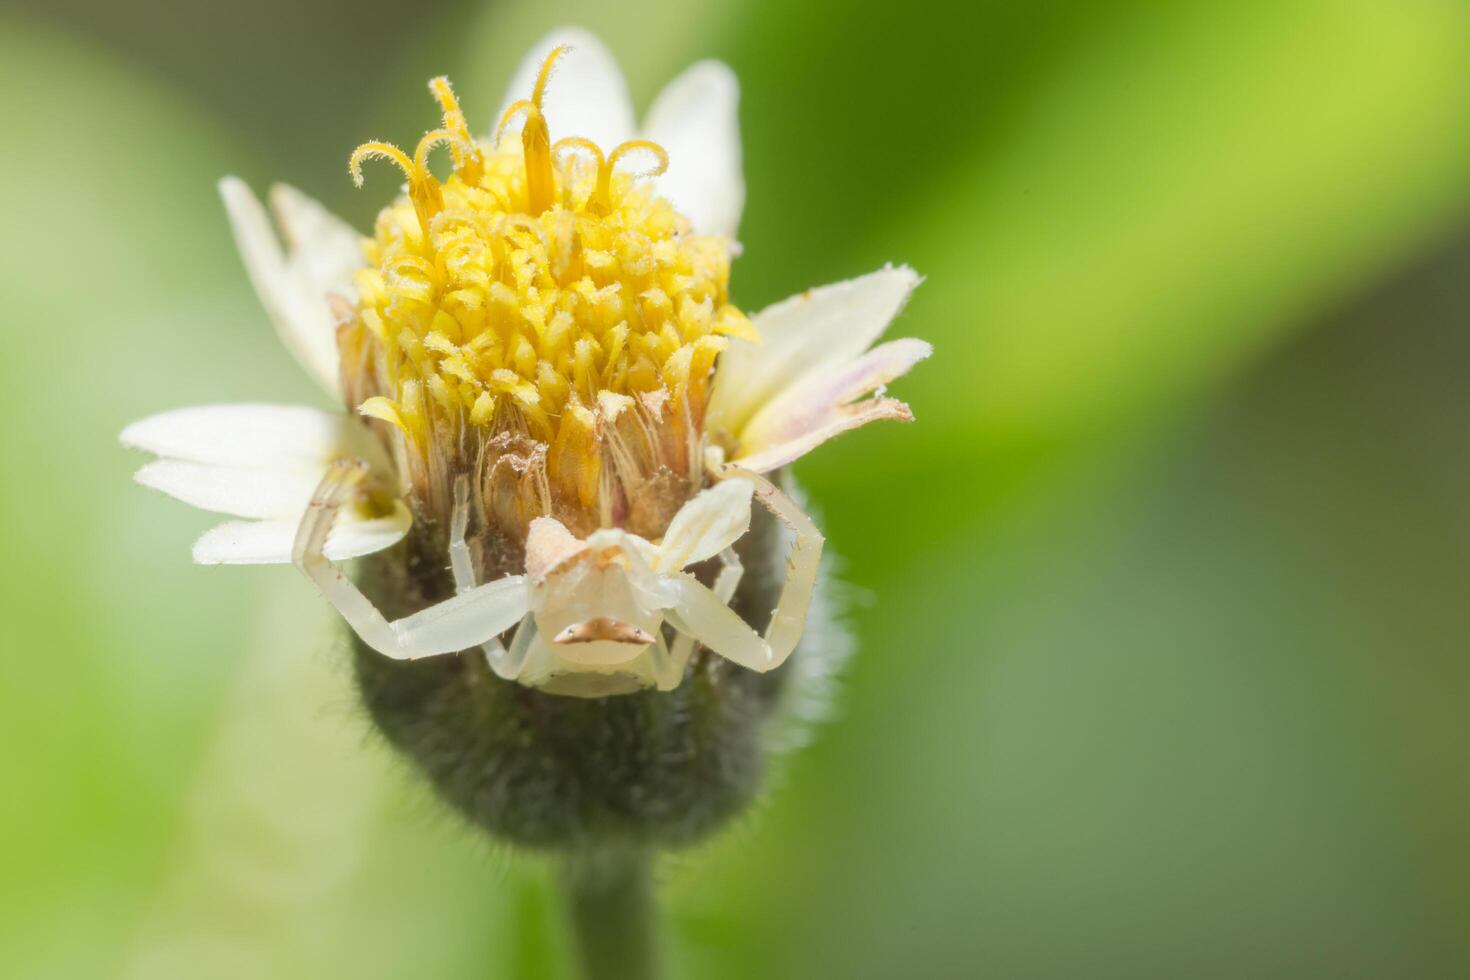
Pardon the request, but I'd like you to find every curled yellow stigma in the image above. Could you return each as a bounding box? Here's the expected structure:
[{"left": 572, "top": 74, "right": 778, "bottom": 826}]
[
  {"left": 341, "top": 53, "right": 756, "bottom": 514},
  {"left": 348, "top": 129, "right": 463, "bottom": 243},
  {"left": 553, "top": 138, "right": 670, "bottom": 216}
]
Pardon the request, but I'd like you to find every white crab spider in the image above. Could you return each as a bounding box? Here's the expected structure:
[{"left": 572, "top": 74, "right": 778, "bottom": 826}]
[{"left": 293, "top": 455, "right": 823, "bottom": 697}]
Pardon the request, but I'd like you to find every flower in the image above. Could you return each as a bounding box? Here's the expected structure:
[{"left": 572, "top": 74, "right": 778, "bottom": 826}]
[{"left": 121, "top": 27, "right": 928, "bottom": 698}]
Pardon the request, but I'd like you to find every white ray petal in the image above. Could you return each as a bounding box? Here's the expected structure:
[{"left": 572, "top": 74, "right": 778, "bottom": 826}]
[
  {"left": 707, "top": 265, "right": 922, "bottom": 435},
  {"left": 733, "top": 338, "right": 932, "bottom": 472},
  {"left": 219, "top": 177, "right": 358, "bottom": 399},
  {"left": 642, "top": 60, "right": 743, "bottom": 238},
  {"left": 494, "top": 27, "right": 635, "bottom": 150},
  {"left": 121, "top": 403, "right": 389, "bottom": 473},
  {"left": 192, "top": 501, "right": 411, "bottom": 566},
  {"left": 654, "top": 478, "right": 754, "bottom": 573},
  {"left": 135, "top": 459, "right": 322, "bottom": 519},
  {"left": 268, "top": 182, "right": 364, "bottom": 305}
]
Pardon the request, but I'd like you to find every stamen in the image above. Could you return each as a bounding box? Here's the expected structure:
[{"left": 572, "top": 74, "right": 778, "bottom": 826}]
[
  {"left": 350, "top": 140, "right": 438, "bottom": 241},
  {"left": 550, "top": 137, "right": 670, "bottom": 214},
  {"left": 604, "top": 140, "right": 669, "bottom": 209},
  {"left": 351, "top": 128, "right": 471, "bottom": 244},
  {"left": 516, "top": 45, "right": 571, "bottom": 215},
  {"left": 551, "top": 136, "right": 605, "bottom": 167},
  {"left": 412, "top": 128, "right": 464, "bottom": 179},
  {"left": 496, "top": 100, "right": 535, "bottom": 144},
  {"left": 601, "top": 140, "right": 671, "bottom": 214},
  {"left": 428, "top": 76, "right": 484, "bottom": 184},
  {"left": 531, "top": 45, "right": 566, "bottom": 107},
  {"left": 552, "top": 136, "right": 605, "bottom": 209},
  {"left": 606, "top": 140, "right": 670, "bottom": 177},
  {"left": 410, "top": 128, "right": 471, "bottom": 223}
]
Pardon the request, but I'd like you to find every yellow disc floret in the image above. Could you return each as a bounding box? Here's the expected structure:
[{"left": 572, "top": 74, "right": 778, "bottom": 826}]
[{"left": 342, "top": 51, "right": 755, "bottom": 516}]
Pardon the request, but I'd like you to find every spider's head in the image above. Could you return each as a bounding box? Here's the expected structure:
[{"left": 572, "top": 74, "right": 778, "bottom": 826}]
[{"left": 524, "top": 518, "right": 675, "bottom": 668}]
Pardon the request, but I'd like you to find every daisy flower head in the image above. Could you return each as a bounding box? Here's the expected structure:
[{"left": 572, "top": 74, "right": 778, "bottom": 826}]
[{"left": 122, "top": 28, "right": 928, "bottom": 706}]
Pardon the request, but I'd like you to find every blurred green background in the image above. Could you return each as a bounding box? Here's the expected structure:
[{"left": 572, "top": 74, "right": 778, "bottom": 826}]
[{"left": 3, "top": 0, "right": 1470, "bottom": 976}]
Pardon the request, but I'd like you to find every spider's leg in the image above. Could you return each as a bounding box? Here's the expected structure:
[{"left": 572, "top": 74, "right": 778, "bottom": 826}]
[
  {"left": 294, "top": 461, "right": 529, "bottom": 660},
  {"left": 665, "top": 570, "right": 772, "bottom": 672},
  {"left": 502, "top": 615, "right": 558, "bottom": 686},
  {"left": 649, "top": 631, "right": 685, "bottom": 691},
  {"left": 709, "top": 464, "right": 825, "bottom": 670},
  {"left": 447, "top": 475, "right": 477, "bottom": 592},
  {"left": 485, "top": 613, "right": 539, "bottom": 682},
  {"left": 666, "top": 546, "right": 745, "bottom": 680},
  {"left": 448, "top": 475, "right": 518, "bottom": 673}
]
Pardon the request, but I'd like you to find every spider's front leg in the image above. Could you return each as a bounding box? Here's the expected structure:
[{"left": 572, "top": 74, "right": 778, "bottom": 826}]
[
  {"left": 447, "top": 475, "right": 535, "bottom": 680},
  {"left": 293, "top": 460, "right": 530, "bottom": 660},
  {"left": 707, "top": 462, "right": 825, "bottom": 670},
  {"left": 657, "top": 463, "right": 824, "bottom": 676},
  {"left": 662, "top": 547, "right": 745, "bottom": 687}
]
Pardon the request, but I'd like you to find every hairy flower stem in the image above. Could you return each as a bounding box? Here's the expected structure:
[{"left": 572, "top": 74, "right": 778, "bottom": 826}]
[{"left": 562, "top": 849, "right": 659, "bottom": 980}]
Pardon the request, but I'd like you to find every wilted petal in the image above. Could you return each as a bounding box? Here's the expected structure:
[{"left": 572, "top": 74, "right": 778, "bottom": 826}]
[
  {"left": 642, "top": 60, "right": 743, "bottom": 239},
  {"left": 495, "top": 27, "right": 635, "bottom": 150},
  {"left": 707, "top": 264, "right": 921, "bottom": 435},
  {"left": 733, "top": 400, "right": 911, "bottom": 474},
  {"left": 654, "top": 477, "right": 754, "bottom": 572},
  {"left": 219, "top": 177, "right": 357, "bottom": 399},
  {"left": 733, "top": 338, "right": 931, "bottom": 472},
  {"left": 192, "top": 501, "right": 411, "bottom": 566}
]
